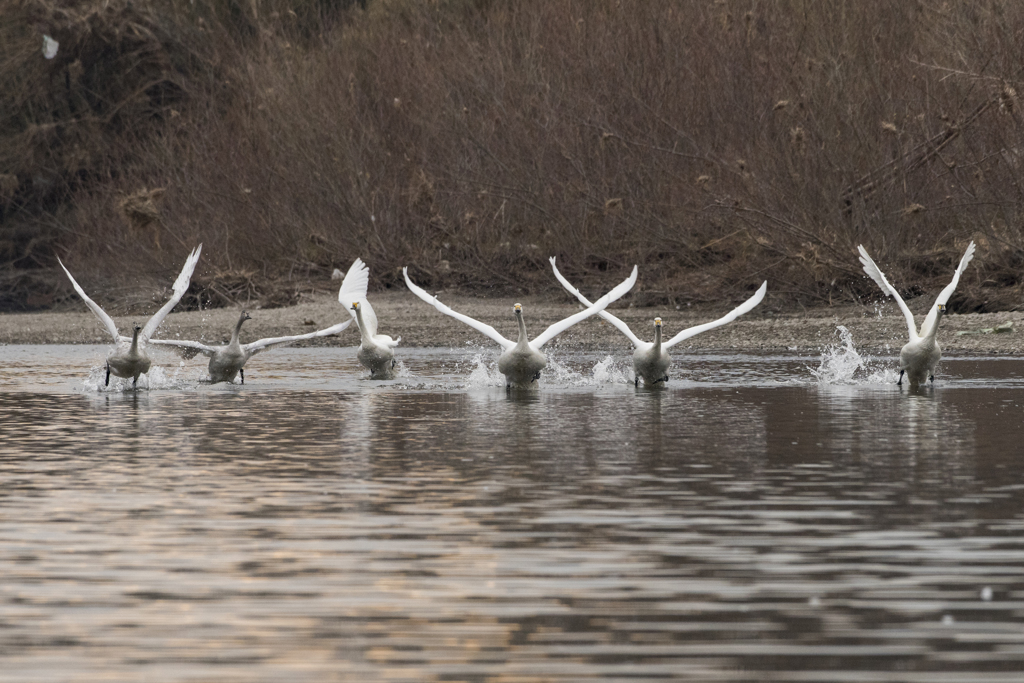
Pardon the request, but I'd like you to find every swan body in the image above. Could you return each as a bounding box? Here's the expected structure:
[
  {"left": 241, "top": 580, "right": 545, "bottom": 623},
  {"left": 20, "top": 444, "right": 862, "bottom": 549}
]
[
  {"left": 550, "top": 257, "right": 767, "bottom": 386},
  {"left": 632, "top": 319, "right": 671, "bottom": 386},
  {"left": 150, "top": 310, "right": 350, "bottom": 384},
  {"left": 496, "top": 304, "right": 548, "bottom": 386},
  {"left": 858, "top": 241, "right": 975, "bottom": 387},
  {"left": 104, "top": 324, "right": 151, "bottom": 386},
  {"left": 404, "top": 264, "right": 638, "bottom": 388},
  {"left": 339, "top": 258, "right": 401, "bottom": 379},
  {"left": 59, "top": 245, "right": 202, "bottom": 387}
]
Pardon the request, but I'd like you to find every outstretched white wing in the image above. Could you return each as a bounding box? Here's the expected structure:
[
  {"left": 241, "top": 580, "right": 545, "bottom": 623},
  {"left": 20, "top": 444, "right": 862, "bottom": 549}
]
[
  {"left": 548, "top": 257, "right": 644, "bottom": 348},
  {"left": 58, "top": 257, "right": 123, "bottom": 344},
  {"left": 337, "top": 258, "right": 380, "bottom": 335},
  {"left": 148, "top": 338, "right": 219, "bottom": 360},
  {"left": 141, "top": 244, "right": 203, "bottom": 342},
  {"left": 403, "top": 267, "right": 515, "bottom": 351},
  {"left": 531, "top": 265, "right": 638, "bottom": 350},
  {"left": 858, "top": 245, "right": 919, "bottom": 341},
  {"left": 243, "top": 320, "right": 352, "bottom": 356},
  {"left": 664, "top": 281, "right": 767, "bottom": 349},
  {"left": 919, "top": 241, "right": 975, "bottom": 340}
]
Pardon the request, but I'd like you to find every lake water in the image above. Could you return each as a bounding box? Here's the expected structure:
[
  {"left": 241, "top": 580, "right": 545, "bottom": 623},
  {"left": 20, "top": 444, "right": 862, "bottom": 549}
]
[{"left": 2, "top": 342, "right": 1024, "bottom": 682}]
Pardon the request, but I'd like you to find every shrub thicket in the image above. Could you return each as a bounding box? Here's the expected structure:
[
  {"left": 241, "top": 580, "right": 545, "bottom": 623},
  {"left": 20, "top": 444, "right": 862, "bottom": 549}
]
[{"left": 3, "top": 0, "right": 1023, "bottom": 312}]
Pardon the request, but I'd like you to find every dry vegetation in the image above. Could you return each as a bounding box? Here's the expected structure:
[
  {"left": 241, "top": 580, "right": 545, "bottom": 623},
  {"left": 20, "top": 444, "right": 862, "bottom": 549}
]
[{"left": 3, "top": 0, "right": 1024, "bottom": 313}]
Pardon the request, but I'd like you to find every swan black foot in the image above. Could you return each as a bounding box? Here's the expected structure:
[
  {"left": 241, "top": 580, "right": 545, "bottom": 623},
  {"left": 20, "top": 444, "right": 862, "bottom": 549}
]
[
  {"left": 929, "top": 374, "right": 934, "bottom": 383},
  {"left": 897, "top": 369, "right": 904, "bottom": 386},
  {"left": 133, "top": 375, "right": 138, "bottom": 388},
  {"left": 634, "top": 376, "right": 639, "bottom": 387},
  {"left": 105, "top": 365, "right": 111, "bottom": 387},
  {"left": 533, "top": 371, "right": 541, "bottom": 382},
  {"left": 240, "top": 368, "right": 245, "bottom": 385}
]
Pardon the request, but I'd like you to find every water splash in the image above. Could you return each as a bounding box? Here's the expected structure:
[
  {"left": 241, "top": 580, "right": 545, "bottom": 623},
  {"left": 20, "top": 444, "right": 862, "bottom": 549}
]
[
  {"left": 463, "top": 354, "right": 505, "bottom": 387},
  {"left": 393, "top": 359, "right": 413, "bottom": 378},
  {"left": 82, "top": 362, "right": 205, "bottom": 392},
  {"left": 811, "top": 326, "right": 897, "bottom": 385},
  {"left": 592, "top": 355, "right": 633, "bottom": 385},
  {"left": 461, "top": 354, "right": 631, "bottom": 389}
]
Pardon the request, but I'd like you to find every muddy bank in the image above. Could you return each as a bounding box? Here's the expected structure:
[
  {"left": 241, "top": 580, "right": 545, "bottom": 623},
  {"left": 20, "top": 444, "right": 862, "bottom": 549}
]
[{"left": 1, "top": 290, "right": 1022, "bottom": 356}]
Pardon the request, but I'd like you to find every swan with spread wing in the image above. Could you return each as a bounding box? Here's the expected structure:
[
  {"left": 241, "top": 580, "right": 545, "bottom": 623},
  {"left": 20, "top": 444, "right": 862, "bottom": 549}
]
[
  {"left": 550, "top": 257, "right": 766, "bottom": 386},
  {"left": 150, "top": 310, "right": 350, "bottom": 384},
  {"left": 337, "top": 258, "right": 401, "bottom": 379},
  {"left": 59, "top": 245, "right": 203, "bottom": 388},
  {"left": 404, "top": 264, "right": 637, "bottom": 388},
  {"left": 858, "top": 241, "right": 975, "bottom": 387}
]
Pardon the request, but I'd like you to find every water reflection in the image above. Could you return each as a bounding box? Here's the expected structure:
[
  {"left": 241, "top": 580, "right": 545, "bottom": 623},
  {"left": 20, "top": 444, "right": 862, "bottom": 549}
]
[{"left": 1, "top": 349, "right": 1023, "bottom": 681}]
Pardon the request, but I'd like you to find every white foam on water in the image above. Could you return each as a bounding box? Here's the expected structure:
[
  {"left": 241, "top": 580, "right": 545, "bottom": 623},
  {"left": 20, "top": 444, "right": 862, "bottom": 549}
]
[{"left": 811, "top": 325, "right": 897, "bottom": 385}]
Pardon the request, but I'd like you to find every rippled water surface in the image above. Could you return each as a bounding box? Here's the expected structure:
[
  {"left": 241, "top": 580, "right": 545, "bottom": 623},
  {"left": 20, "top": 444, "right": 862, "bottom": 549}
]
[{"left": 2, "top": 344, "right": 1024, "bottom": 682}]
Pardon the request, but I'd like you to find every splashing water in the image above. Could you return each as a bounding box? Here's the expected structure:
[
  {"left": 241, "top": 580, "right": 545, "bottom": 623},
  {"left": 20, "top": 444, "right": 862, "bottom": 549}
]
[
  {"left": 81, "top": 359, "right": 209, "bottom": 392},
  {"left": 461, "top": 353, "right": 632, "bottom": 389},
  {"left": 392, "top": 358, "right": 412, "bottom": 378},
  {"left": 464, "top": 354, "right": 505, "bottom": 387},
  {"left": 811, "top": 326, "right": 897, "bottom": 385},
  {"left": 592, "top": 355, "right": 633, "bottom": 385}
]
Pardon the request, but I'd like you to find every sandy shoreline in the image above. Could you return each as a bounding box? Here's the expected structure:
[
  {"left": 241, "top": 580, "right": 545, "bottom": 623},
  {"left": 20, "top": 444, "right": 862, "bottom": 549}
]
[{"left": 1, "top": 290, "right": 1022, "bottom": 356}]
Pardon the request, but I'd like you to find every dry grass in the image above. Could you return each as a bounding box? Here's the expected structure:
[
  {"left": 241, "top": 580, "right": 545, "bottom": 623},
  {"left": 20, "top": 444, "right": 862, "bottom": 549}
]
[{"left": 3, "top": 0, "right": 1024, "bottom": 312}]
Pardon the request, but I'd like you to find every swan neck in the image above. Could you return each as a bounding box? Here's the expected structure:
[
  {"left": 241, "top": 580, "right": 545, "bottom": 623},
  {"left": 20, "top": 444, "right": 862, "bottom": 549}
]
[
  {"left": 653, "top": 324, "right": 662, "bottom": 350},
  {"left": 231, "top": 313, "right": 247, "bottom": 344},
  {"left": 515, "top": 310, "right": 529, "bottom": 346},
  {"left": 354, "top": 304, "right": 373, "bottom": 343},
  {"left": 129, "top": 327, "right": 141, "bottom": 353},
  {"left": 924, "top": 309, "right": 945, "bottom": 341}
]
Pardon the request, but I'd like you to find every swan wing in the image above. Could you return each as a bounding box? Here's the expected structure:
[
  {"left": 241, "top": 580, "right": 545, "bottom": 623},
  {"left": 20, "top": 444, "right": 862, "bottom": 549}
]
[
  {"left": 858, "top": 245, "right": 919, "bottom": 341},
  {"left": 244, "top": 319, "right": 352, "bottom": 356},
  {"left": 919, "top": 240, "right": 975, "bottom": 339},
  {"left": 374, "top": 333, "right": 401, "bottom": 349},
  {"left": 148, "top": 338, "right": 219, "bottom": 359},
  {"left": 141, "top": 244, "right": 203, "bottom": 342},
  {"left": 664, "top": 281, "right": 767, "bottom": 348},
  {"left": 532, "top": 265, "right": 638, "bottom": 349},
  {"left": 359, "top": 300, "right": 380, "bottom": 338},
  {"left": 548, "top": 257, "right": 644, "bottom": 347},
  {"left": 338, "top": 258, "right": 370, "bottom": 318},
  {"left": 403, "top": 267, "right": 514, "bottom": 350},
  {"left": 58, "top": 257, "right": 121, "bottom": 343}
]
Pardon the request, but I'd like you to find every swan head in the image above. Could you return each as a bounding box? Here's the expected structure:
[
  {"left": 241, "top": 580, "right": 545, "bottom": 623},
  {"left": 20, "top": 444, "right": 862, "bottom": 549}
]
[
  {"left": 514, "top": 303, "right": 522, "bottom": 315},
  {"left": 937, "top": 303, "right": 946, "bottom": 314},
  {"left": 132, "top": 323, "right": 142, "bottom": 333},
  {"left": 241, "top": 310, "right": 251, "bottom": 321},
  {"left": 350, "top": 301, "right": 360, "bottom": 312},
  {"left": 654, "top": 317, "right": 662, "bottom": 327}
]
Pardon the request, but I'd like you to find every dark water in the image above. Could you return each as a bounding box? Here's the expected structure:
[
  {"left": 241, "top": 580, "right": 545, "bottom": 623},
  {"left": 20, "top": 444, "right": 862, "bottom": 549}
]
[{"left": 1, "top": 345, "right": 1023, "bottom": 681}]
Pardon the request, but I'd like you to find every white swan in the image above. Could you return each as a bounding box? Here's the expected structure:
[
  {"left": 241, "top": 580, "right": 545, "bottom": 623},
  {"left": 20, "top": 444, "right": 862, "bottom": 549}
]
[
  {"left": 550, "top": 257, "right": 767, "bottom": 386},
  {"left": 858, "top": 241, "right": 975, "bottom": 387},
  {"left": 150, "top": 310, "right": 350, "bottom": 384},
  {"left": 59, "top": 245, "right": 202, "bottom": 387},
  {"left": 338, "top": 258, "right": 401, "bottom": 379},
  {"left": 404, "top": 264, "right": 638, "bottom": 388}
]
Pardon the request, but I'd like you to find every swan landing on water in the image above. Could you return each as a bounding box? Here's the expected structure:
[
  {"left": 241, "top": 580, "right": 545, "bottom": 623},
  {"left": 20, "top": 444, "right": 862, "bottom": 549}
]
[
  {"left": 337, "top": 258, "right": 401, "bottom": 379},
  {"left": 404, "top": 264, "right": 638, "bottom": 389},
  {"left": 550, "top": 257, "right": 767, "bottom": 387},
  {"left": 150, "top": 310, "right": 350, "bottom": 384},
  {"left": 59, "top": 245, "right": 203, "bottom": 388},
  {"left": 858, "top": 241, "right": 976, "bottom": 387}
]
